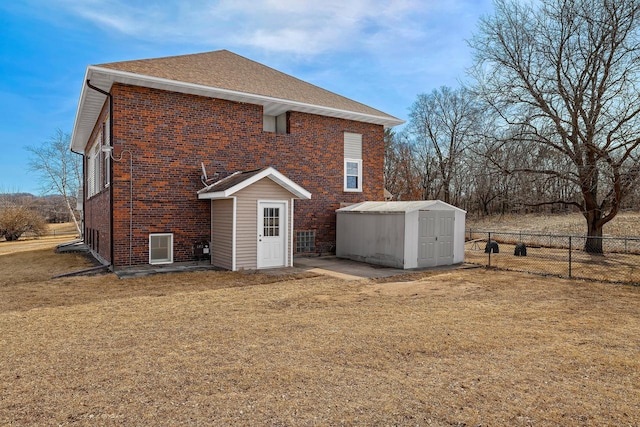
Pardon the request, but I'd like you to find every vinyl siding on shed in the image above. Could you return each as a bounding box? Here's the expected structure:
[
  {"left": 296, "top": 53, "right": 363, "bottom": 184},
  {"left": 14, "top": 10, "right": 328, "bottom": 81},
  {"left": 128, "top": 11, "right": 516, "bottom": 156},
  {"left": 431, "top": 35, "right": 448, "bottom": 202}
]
[
  {"left": 211, "top": 198, "right": 234, "bottom": 270},
  {"left": 235, "top": 178, "right": 296, "bottom": 269}
]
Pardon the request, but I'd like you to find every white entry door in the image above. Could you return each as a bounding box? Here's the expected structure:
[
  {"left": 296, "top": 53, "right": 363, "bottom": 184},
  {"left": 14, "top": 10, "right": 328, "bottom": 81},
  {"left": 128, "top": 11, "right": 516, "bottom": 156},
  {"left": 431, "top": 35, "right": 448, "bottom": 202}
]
[
  {"left": 418, "top": 210, "right": 455, "bottom": 268},
  {"left": 257, "top": 201, "right": 287, "bottom": 268}
]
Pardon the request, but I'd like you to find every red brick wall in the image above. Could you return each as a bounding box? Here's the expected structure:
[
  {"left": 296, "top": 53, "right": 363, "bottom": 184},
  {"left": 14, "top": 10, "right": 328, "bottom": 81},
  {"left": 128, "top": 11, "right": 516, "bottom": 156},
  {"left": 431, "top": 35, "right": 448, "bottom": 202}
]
[
  {"left": 84, "top": 190, "right": 110, "bottom": 262},
  {"left": 98, "top": 84, "right": 383, "bottom": 266}
]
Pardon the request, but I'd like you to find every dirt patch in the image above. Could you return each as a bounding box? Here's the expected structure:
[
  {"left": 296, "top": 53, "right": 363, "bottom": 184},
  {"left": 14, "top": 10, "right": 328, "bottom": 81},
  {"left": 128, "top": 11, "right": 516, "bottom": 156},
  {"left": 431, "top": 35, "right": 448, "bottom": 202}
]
[{"left": 363, "top": 273, "right": 481, "bottom": 297}]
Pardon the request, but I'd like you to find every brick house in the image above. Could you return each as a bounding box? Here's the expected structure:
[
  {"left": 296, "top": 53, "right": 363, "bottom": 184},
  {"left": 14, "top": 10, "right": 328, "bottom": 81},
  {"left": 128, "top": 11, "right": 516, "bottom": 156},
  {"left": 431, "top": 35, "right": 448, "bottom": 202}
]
[{"left": 70, "top": 50, "right": 403, "bottom": 270}]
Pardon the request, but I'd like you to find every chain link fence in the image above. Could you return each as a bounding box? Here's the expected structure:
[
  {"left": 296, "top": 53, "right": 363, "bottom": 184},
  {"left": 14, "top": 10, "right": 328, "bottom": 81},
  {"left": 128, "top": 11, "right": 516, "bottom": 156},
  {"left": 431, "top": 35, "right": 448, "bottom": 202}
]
[{"left": 466, "top": 229, "right": 640, "bottom": 285}]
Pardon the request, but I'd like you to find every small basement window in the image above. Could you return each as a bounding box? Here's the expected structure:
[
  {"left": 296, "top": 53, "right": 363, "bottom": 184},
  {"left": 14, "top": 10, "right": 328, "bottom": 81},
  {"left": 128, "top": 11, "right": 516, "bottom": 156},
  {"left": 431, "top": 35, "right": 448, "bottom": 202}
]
[
  {"left": 149, "top": 233, "right": 173, "bottom": 264},
  {"left": 296, "top": 230, "right": 315, "bottom": 253}
]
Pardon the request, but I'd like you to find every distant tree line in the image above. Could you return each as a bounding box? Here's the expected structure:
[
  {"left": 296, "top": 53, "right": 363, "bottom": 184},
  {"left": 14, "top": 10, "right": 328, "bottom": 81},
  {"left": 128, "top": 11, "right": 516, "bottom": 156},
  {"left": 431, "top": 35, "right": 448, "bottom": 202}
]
[
  {"left": 386, "top": 0, "right": 640, "bottom": 253},
  {"left": 0, "top": 193, "right": 77, "bottom": 223}
]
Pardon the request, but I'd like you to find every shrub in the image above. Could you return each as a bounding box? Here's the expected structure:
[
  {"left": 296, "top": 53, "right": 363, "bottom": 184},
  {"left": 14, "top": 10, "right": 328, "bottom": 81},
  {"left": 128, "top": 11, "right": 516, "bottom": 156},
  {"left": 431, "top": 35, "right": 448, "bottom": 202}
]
[{"left": 0, "top": 205, "right": 47, "bottom": 241}]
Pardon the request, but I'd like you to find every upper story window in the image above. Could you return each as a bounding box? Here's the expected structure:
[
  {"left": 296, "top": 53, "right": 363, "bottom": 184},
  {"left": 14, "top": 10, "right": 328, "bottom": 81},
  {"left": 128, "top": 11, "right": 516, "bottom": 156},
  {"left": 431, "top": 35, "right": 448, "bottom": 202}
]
[
  {"left": 345, "top": 159, "right": 362, "bottom": 191},
  {"left": 343, "top": 132, "right": 363, "bottom": 192}
]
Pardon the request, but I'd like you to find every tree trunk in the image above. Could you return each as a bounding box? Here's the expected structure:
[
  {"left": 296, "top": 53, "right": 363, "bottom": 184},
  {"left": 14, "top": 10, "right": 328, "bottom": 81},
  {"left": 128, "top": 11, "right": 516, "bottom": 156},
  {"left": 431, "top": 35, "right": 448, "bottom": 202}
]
[
  {"left": 442, "top": 179, "right": 451, "bottom": 204},
  {"left": 63, "top": 195, "right": 81, "bottom": 235},
  {"left": 584, "top": 211, "right": 604, "bottom": 254}
]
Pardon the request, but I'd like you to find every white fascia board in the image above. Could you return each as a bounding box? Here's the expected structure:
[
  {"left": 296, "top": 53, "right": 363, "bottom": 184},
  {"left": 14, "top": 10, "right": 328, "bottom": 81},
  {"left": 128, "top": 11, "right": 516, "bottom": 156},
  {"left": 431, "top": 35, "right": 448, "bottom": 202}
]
[
  {"left": 264, "top": 168, "right": 312, "bottom": 200},
  {"left": 71, "top": 66, "right": 404, "bottom": 152},
  {"left": 97, "top": 66, "right": 405, "bottom": 126},
  {"left": 70, "top": 68, "right": 118, "bottom": 152},
  {"left": 70, "top": 68, "right": 89, "bottom": 153},
  {"left": 198, "top": 192, "right": 234, "bottom": 200}
]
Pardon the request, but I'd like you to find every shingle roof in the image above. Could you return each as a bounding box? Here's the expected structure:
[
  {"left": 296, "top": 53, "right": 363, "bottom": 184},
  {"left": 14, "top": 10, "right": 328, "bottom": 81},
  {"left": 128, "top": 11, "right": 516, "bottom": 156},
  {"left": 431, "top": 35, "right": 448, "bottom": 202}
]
[
  {"left": 97, "top": 50, "right": 392, "bottom": 118},
  {"left": 71, "top": 50, "right": 403, "bottom": 152},
  {"left": 202, "top": 168, "right": 267, "bottom": 193},
  {"left": 197, "top": 166, "right": 311, "bottom": 200}
]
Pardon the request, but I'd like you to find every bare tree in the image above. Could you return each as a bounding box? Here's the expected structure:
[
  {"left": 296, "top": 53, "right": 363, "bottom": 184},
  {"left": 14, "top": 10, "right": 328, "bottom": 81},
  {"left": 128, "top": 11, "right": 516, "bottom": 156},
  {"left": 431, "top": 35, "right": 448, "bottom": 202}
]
[
  {"left": 26, "top": 129, "right": 82, "bottom": 234},
  {"left": 0, "top": 196, "right": 47, "bottom": 241},
  {"left": 384, "top": 130, "right": 423, "bottom": 200},
  {"left": 470, "top": 0, "right": 640, "bottom": 253},
  {"left": 408, "top": 86, "right": 478, "bottom": 204}
]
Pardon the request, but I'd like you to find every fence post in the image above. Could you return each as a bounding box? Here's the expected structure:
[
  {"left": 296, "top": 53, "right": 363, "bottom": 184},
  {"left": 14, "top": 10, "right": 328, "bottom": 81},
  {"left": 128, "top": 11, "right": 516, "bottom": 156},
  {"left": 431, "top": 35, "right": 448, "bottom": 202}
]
[
  {"left": 568, "top": 236, "right": 572, "bottom": 278},
  {"left": 488, "top": 231, "right": 491, "bottom": 268}
]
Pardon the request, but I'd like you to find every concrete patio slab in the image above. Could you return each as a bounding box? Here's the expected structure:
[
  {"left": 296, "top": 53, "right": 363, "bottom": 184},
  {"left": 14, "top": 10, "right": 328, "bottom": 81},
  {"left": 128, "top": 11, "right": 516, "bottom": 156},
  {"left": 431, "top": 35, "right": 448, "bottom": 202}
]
[{"left": 294, "top": 256, "right": 410, "bottom": 280}]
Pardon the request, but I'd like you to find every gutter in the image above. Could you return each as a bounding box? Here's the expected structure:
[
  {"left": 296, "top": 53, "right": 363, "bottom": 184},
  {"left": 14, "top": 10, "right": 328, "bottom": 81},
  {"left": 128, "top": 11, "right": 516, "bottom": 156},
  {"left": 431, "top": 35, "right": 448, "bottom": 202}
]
[{"left": 85, "top": 79, "right": 115, "bottom": 269}]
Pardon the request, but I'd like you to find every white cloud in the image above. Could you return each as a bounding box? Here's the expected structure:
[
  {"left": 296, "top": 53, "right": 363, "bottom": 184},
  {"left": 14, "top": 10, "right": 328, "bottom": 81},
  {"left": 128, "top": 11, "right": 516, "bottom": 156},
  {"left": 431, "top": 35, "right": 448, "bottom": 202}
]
[
  {"left": 32, "top": 0, "right": 494, "bottom": 120},
  {"left": 45, "top": 0, "right": 439, "bottom": 56}
]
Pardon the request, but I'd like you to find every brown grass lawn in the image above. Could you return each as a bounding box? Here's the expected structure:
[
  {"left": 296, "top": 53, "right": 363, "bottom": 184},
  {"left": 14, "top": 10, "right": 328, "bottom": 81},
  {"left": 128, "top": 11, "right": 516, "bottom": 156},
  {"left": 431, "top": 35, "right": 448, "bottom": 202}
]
[
  {"left": 48, "top": 222, "right": 79, "bottom": 234},
  {"left": 2, "top": 247, "right": 640, "bottom": 425},
  {"left": 467, "top": 211, "right": 640, "bottom": 237},
  {"left": 0, "top": 222, "right": 79, "bottom": 255},
  {"left": 465, "top": 241, "right": 640, "bottom": 284},
  {"left": 466, "top": 212, "right": 640, "bottom": 285}
]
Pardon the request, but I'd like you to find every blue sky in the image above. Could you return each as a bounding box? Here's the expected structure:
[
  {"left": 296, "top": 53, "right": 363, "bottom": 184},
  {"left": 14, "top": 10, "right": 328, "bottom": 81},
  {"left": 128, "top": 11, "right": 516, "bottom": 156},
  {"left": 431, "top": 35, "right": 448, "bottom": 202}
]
[{"left": 0, "top": 0, "right": 493, "bottom": 194}]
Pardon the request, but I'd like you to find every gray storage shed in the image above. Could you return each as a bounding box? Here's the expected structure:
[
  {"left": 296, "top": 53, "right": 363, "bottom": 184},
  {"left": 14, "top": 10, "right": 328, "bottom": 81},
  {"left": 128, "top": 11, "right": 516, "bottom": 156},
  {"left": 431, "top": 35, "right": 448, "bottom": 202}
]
[{"left": 336, "top": 200, "right": 466, "bottom": 269}]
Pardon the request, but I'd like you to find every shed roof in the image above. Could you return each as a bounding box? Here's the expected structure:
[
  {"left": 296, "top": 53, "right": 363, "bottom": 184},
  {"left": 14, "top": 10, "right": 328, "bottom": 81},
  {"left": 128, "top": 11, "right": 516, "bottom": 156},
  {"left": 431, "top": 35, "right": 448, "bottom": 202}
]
[
  {"left": 71, "top": 50, "right": 404, "bottom": 152},
  {"left": 337, "top": 200, "right": 467, "bottom": 214},
  {"left": 197, "top": 166, "right": 311, "bottom": 200}
]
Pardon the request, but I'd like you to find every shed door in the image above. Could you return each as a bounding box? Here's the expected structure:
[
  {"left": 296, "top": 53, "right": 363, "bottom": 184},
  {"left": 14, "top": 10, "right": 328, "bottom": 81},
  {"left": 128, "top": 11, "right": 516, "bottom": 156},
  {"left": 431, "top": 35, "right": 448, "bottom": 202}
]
[
  {"left": 418, "top": 211, "right": 455, "bottom": 267},
  {"left": 257, "top": 201, "right": 286, "bottom": 268}
]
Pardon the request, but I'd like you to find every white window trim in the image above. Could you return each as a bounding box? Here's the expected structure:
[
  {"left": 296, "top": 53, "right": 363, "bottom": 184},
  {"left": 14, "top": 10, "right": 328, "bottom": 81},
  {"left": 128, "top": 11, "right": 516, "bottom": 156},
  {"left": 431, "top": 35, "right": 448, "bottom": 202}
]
[
  {"left": 149, "top": 233, "right": 174, "bottom": 265},
  {"left": 104, "top": 151, "right": 111, "bottom": 188},
  {"left": 104, "top": 118, "right": 110, "bottom": 187},
  {"left": 87, "top": 147, "right": 95, "bottom": 198},
  {"left": 86, "top": 129, "right": 103, "bottom": 198},
  {"left": 344, "top": 158, "right": 363, "bottom": 192},
  {"left": 92, "top": 143, "right": 101, "bottom": 196}
]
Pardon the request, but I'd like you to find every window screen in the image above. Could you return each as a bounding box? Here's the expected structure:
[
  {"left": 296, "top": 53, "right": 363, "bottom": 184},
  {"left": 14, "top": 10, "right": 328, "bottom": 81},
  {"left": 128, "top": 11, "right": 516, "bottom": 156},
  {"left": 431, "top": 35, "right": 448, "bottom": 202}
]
[{"left": 149, "top": 233, "right": 173, "bottom": 264}]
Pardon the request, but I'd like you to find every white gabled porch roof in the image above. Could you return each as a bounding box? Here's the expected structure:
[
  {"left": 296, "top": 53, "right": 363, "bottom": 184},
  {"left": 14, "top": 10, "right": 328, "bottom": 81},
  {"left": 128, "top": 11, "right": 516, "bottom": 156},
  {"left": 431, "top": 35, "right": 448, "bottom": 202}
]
[{"left": 197, "top": 166, "right": 311, "bottom": 200}]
